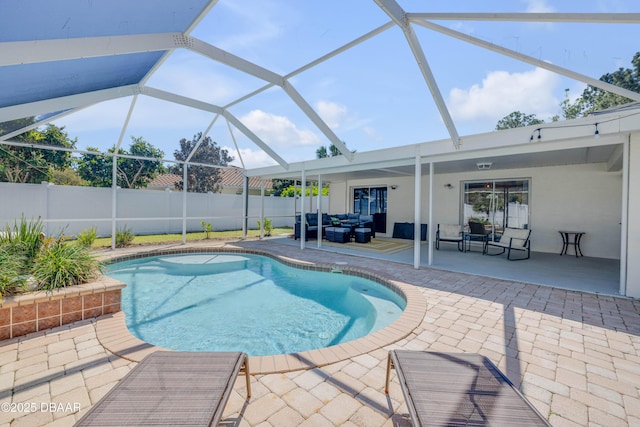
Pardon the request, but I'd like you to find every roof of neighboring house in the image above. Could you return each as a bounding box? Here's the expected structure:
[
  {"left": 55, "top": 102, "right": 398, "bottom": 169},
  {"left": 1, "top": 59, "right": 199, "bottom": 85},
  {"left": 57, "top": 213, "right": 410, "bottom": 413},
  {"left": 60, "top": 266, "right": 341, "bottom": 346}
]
[
  {"left": 222, "top": 167, "right": 273, "bottom": 190},
  {"left": 148, "top": 168, "right": 273, "bottom": 190},
  {"left": 148, "top": 174, "right": 182, "bottom": 188}
]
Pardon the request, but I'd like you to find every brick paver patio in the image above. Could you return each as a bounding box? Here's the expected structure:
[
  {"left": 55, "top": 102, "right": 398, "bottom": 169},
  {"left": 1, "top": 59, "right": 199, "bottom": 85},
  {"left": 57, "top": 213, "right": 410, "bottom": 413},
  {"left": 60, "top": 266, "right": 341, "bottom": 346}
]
[{"left": 1, "top": 239, "right": 639, "bottom": 426}]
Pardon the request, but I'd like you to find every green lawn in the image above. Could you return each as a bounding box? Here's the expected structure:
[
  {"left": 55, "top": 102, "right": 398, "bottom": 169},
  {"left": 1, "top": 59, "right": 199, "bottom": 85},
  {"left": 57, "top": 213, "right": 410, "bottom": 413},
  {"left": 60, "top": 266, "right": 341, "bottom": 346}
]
[{"left": 91, "top": 227, "right": 293, "bottom": 248}]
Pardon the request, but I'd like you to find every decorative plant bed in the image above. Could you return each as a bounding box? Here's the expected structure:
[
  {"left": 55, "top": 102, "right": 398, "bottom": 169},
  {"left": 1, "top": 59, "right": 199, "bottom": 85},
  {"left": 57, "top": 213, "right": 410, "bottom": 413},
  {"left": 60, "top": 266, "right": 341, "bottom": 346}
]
[{"left": 0, "top": 276, "right": 125, "bottom": 340}]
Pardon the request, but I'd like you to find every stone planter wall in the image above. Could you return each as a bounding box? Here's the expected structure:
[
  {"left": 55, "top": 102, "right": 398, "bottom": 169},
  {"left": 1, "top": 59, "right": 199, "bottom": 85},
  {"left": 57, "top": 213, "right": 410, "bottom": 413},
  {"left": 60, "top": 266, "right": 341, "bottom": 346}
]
[{"left": 0, "top": 276, "right": 125, "bottom": 340}]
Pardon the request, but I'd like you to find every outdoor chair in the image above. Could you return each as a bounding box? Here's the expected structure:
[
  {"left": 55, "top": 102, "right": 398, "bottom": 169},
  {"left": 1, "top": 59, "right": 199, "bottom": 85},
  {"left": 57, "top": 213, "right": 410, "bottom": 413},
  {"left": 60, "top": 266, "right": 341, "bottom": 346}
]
[
  {"left": 385, "top": 350, "right": 551, "bottom": 427},
  {"left": 75, "top": 351, "right": 251, "bottom": 426},
  {"left": 468, "top": 221, "right": 490, "bottom": 252},
  {"left": 294, "top": 214, "right": 318, "bottom": 241},
  {"left": 435, "top": 224, "right": 464, "bottom": 251},
  {"left": 484, "top": 227, "right": 531, "bottom": 260}
]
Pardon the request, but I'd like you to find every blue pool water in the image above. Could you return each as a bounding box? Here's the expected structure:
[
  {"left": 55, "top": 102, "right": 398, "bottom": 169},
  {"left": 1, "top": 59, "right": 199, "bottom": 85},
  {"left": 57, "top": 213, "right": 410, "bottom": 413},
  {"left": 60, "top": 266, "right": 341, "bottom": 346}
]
[{"left": 107, "top": 253, "right": 405, "bottom": 356}]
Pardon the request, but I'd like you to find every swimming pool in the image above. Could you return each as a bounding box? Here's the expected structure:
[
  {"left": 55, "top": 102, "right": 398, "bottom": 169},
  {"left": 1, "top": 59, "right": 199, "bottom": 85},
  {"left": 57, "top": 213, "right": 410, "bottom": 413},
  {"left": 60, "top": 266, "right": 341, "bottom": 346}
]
[{"left": 107, "top": 253, "right": 406, "bottom": 356}]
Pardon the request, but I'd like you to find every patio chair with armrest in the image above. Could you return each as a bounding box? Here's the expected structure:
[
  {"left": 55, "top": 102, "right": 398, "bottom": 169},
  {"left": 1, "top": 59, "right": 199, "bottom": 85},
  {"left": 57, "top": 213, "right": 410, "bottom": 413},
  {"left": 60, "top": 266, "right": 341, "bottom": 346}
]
[
  {"left": 467, "top": 221, "right": 490, "bottom": 252},
  {"left": 385, "top": 350, "right": 551, "bottom": 427},
  {"left": 435, "top": 224, "right": 464, "bottom": 251},
  {"left": 294, "top": 214, "right": 320, "bottom": 240},
  {"left": 76, "top": 351, "right": 251, "bottom": 426},
  {"left": 484, "top": 227, "right": 531, "bottom": 260}
]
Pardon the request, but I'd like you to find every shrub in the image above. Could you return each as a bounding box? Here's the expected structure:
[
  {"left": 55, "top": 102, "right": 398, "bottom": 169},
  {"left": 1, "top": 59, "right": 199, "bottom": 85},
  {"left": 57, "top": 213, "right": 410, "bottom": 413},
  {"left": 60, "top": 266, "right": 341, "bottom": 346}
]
[
  {"left": 32, "top": 237, "right": 102, "bottom": 291},
  {"left": 257, "top": 217, "right": 273, "bottom": 237},
  {"left": 76, "top": 226, "right": 98, "bottom": 246},
  {"left": 0, "top": 215, "right": 45, "bottom": 261},
  {"left": 200, "top": 221, "right": 213, "bottom": 239},
  {"left": 0, "top": 216, "right": 102, "bottom": 297},
  {"left": 0, "top": 247, "right": 27, "bottom": 297},
  {"left": 116, "top": 227, "right": 135, "bottom": 247}
]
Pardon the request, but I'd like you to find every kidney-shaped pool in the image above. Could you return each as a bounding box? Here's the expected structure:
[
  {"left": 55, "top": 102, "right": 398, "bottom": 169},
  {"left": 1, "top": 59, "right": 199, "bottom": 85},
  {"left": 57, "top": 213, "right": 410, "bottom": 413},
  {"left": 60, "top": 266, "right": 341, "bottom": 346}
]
[{"left": 106, "top": 253, "right": 406, "bottom": 356}]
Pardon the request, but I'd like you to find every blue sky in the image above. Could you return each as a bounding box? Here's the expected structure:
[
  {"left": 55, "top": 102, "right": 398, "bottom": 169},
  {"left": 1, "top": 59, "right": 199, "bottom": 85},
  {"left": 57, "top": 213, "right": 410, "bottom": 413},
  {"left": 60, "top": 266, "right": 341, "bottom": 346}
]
[{"left": 54, "top": 0, "right": 640, "bottom": 169}]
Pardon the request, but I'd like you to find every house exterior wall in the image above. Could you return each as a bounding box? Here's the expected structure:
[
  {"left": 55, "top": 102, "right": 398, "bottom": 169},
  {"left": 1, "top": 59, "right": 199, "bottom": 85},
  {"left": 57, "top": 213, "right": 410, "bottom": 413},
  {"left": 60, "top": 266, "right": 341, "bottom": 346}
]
[
  {"left": 437, "top": 163, "right": 621, "bottom": 260},
  {"left": 330, "top": 161, "right": 622, "bottom": 260},
  {"left": 626, "top": 132, "right": 640, "bottom": 298}
]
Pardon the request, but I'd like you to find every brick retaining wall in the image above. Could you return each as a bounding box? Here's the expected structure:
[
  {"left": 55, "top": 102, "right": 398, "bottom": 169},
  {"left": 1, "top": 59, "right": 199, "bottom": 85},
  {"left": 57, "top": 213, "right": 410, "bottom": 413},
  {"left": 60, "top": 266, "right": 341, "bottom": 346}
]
[{"left": 0, "top": 276, "right": 125, "bottom": 340}]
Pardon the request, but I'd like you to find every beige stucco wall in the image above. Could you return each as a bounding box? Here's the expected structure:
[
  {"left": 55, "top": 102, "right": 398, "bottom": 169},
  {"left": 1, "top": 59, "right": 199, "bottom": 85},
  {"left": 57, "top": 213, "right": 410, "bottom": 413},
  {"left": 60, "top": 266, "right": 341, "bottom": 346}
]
[{"left": 329, "top": 161, "right": 622, "bottom": 260}]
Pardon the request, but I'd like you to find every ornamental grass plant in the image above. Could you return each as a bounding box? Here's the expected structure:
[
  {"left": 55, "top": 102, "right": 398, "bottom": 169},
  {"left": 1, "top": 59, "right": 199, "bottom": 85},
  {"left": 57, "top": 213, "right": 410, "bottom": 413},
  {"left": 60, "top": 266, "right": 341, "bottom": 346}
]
[
  {"left": 0, "top": 217, "right": 102, "bottom": 298},
  {"left": 32, "top": 237, "right": 102, "bottom": 291}
]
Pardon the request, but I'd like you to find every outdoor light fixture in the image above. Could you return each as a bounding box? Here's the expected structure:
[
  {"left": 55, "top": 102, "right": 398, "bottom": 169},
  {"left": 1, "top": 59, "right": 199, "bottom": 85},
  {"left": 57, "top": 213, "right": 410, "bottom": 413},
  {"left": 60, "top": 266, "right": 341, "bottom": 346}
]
[
  {"left": 476, "top": 162, "right": 492, "bottom": 170},
  {"left": 390, "top": 185, "right": 398, "bottom": 190},
  {"left": 444, "top": 183, "right": 454, "bottom": 189},
  {"left": 594, "top": 123, "right": 600, "bottom": 138},
  {"left": 530, "top": 128, "right": 542, "bottom": 142}
]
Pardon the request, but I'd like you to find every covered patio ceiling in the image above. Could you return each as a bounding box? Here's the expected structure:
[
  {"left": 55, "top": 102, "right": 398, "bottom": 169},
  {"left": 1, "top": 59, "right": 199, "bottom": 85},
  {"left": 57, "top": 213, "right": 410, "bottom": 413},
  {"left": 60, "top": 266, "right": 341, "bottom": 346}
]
[
  {"left": 248, "top": 106, "right": 633, "bottom": 182},
  {"left": 294, "top": 143, "right": 624, "bottom": 182},
  {"left": 1, "top": 1, "right": 639, "bottom": 176}
]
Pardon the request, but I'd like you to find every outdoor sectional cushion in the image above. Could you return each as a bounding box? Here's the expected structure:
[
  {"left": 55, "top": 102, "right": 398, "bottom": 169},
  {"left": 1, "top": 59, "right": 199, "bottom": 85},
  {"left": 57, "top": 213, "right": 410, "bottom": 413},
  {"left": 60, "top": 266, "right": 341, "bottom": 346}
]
[
  {"left": 305, "top": 213, "right": 318, "bottom": 226},
  {"left": 355, "top": 228, "right": 371, "bottom": 243}
]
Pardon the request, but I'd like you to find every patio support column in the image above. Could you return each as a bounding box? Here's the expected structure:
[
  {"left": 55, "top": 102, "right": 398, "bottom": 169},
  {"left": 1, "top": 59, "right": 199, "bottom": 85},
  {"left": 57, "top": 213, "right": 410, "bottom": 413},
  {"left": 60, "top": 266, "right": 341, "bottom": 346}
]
[
  {"left": 181, "top": 164, "right": 188, "bottom": 244},
  {"left": 413, "top": 153, "right": 422, "bottom": 269},
  {"left": 620, "top": 138, "right": 630, "bottom": 295},
  {"left": 317, "top": 174, "right": 323, "bottom": 248},
  {"left": 428, "top": 161, "right": 434, "bottom": 266},
  {"left": 301, "top": 168, "right": 306, "bottom": 249},
  {"left": 242, "top": 175, "right": 249, "bottom": 239},
  {"left": 111, "top": 156, "right": 118, "bottom": 250},
  {"left": 111, "top": 95, "right": 137, "bottom": 250},
  {"left": 259, "top": 178, "right": 265, "bottom": 239}
]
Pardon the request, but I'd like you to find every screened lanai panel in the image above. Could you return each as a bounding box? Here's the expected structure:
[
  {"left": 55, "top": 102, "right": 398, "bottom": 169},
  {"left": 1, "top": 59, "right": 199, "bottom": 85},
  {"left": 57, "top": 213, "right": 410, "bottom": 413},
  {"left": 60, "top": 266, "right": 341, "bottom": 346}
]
[
  {"left": 0, "top": 53, "right": 165, "bottom": 109},
  {"left": 1, "top": 0, "right": 213, "bottom": 42},
  {"left": 0, "top": 0, "right": 213, "bottom": 110}
]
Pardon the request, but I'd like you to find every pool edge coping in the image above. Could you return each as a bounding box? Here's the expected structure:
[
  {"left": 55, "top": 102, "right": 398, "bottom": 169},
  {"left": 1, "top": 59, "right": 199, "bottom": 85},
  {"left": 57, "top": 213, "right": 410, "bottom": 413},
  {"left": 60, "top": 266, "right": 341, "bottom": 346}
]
[{"left": 95, "top": 244, "right": 427, "bottom": 374}]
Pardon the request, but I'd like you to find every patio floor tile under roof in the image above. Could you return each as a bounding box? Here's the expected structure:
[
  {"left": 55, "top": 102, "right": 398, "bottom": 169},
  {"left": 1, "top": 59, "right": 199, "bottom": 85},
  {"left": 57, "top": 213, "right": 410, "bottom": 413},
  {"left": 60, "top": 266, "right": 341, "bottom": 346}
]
[{"left": 1, "top": 240, "right": 639, "bottom": 426}]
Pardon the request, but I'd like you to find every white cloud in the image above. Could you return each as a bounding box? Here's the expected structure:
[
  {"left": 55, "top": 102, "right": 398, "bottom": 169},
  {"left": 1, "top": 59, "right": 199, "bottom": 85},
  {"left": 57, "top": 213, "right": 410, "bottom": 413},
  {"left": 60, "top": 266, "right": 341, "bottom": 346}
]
[
  {"left": 239, "top": 110, "right": 319, "bottom": 147},
  {"left": 146, "top": 58, "right": 241, "bottom": 105},
  {"left": 363, "top": 126, "right": 383, "bottom": 142},
  {"left": 522, "top": 0, "right": 556, "bottom": 30},
  {"left": 315, "top": 100, "right": 348, "bottom": 129},
  {"left": 225, "top": 146, "right": 278, "bottom": 169},
  {"left": 524, "top": 0, "right": 555, "bottom": 13},
  {"left": 214, "top": 1, "right": 284, "bottom": 52},
  {"left": 448, "top": 67, "right": 560, "bottom": 122},
  {"left": 53, "top": 98, "right": 132, "bottom": 132}
]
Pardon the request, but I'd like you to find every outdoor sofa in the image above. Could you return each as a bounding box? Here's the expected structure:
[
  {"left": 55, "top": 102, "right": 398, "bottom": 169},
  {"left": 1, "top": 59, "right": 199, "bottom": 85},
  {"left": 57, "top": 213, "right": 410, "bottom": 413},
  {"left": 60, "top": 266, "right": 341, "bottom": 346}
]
[{"left": 295, "top": 213, "right": 375, "bottom": 240}]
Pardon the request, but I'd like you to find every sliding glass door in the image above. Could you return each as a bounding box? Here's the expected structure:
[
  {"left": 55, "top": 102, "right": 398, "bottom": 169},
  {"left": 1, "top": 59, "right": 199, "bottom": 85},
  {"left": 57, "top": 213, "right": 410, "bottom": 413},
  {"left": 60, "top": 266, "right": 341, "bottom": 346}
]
[
  {"left": 463, "top": 179, "right": 530, "bottom": 236},
  {"left": 353, "top": 186, "right": 387, "bottom": 232}
]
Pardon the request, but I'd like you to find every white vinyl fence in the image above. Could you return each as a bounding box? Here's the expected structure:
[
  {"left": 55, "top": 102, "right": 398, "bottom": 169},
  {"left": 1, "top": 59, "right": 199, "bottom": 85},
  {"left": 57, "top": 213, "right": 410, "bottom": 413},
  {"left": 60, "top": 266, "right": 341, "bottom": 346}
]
[{"left": 0, "top": 182, "right": 328, "bottom": 237}]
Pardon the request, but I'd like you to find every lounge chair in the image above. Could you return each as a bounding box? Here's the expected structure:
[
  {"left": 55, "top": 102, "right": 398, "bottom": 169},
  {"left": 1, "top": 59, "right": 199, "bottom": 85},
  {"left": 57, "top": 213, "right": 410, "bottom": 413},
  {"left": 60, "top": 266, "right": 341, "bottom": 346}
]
[
  {"left": 435, "top": 224, "right": 464, "bottom": 251},
  {"left": 484, "top": 227, "right": 531, "bottom": 260},
  {"left": 385, "top": 350, "right": 550, "bottom": 427},
  {"left": 76, "top": 351, "right": 251, "bottom": 426}
]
